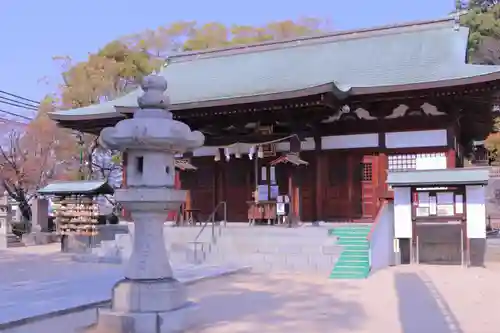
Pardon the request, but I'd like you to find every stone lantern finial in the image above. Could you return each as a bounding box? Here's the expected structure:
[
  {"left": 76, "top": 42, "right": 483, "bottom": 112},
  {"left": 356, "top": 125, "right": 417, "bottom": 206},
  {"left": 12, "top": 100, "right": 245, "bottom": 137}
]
[{"left": 137, "top": 74, "right": 170, "bottom": 110}]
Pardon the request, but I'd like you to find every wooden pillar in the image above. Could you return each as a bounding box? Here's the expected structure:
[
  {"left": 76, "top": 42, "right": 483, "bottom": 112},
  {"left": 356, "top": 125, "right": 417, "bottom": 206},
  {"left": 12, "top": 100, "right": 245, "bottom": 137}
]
[
  {"left": 313, "top": 134, "right": 323, "bottom": 221},
  {"left": 289, "top": 135, "right": 301, "bottom": 220},
  {"left": 378, "top": 132, "right": 390, "bottom": 200},
  {"left": 446, "top": 125, "right": 456, "bottom": 168},
  {"left": 183, "top": 152, "right": 194, "bottom": 212},
  {"left": 218, "top": 148, "right": 226, "bottom": 204},
  {"left": 121, "top": 151, "right": 128, "bottom": 188},
  {"left": 213, "top": 153, "right": 220, "bottom": 212}
]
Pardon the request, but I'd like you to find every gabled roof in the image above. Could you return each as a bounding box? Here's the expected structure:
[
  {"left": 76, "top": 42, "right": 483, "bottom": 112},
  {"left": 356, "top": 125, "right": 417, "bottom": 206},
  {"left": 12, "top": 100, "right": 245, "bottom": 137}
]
[
  {"left": 270, "top": 153, "right": 309, "bottom": 166},
  {"left": 174, "top": 159, "right": 197, "bottom": 171},
  {"left": 50, "top": 18, "right": 500, "bottom": 122},
  {"left": 38, "top": 180, "right": 115, "bottom": 195}
]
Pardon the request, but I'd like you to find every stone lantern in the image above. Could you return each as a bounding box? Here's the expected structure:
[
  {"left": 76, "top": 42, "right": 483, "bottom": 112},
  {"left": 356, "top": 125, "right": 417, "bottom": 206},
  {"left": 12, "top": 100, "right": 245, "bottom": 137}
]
[{"left": 87, "top": 75, "right": 204, "bottom": 332}]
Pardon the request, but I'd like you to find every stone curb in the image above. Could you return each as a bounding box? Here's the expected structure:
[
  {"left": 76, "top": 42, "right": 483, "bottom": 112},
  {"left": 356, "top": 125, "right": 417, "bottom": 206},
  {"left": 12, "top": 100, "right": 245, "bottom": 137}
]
[{"left": 0, "top": 266, "right": 251, "bottom": 330}]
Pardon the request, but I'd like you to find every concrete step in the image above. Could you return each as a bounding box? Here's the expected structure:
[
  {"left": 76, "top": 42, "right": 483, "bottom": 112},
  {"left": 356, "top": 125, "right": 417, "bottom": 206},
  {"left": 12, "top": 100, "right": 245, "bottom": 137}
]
[
  {"left": 330, "top": 270, "right": 369, "bottom": 279},
  {"left": 336, "top": 238, "right": 369, "bottom": 246}
]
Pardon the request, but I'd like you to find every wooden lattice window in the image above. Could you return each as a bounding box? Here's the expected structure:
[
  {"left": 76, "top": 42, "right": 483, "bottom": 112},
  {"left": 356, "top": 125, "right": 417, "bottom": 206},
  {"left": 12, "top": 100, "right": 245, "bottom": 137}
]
[
  {"left": 388, "top": 154, "right": 417, "bottom": 172},
  {"left": 388, "top": 153, "right": 446, "bottom": 172},
  {"left": 361, "top": 163, "right": 372, "bottom": 181}
]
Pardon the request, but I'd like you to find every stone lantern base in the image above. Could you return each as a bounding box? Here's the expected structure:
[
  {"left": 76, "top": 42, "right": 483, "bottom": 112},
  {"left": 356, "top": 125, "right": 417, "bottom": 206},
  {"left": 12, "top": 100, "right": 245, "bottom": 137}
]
[{"left": 83, "top": 279, "right": 199, "bottom": 333}]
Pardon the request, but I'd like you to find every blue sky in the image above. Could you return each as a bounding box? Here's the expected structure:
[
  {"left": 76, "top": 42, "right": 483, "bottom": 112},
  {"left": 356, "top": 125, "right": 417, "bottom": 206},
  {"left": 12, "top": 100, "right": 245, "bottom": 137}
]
[{"left": 0, "top": 0, "right": 454, "bottom": 117}]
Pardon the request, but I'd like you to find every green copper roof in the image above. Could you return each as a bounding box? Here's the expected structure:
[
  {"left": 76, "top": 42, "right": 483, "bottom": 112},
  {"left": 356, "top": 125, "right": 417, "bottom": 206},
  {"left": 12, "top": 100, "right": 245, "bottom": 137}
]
[
  {"left": 387, "top": 168, "right": 489, "bottom": 187},
  {"left": 38, "top": 180, "right": 114, "bottom": 195},
  {"left": 50, "top": 18, "right": 500, "bottom": 121}
]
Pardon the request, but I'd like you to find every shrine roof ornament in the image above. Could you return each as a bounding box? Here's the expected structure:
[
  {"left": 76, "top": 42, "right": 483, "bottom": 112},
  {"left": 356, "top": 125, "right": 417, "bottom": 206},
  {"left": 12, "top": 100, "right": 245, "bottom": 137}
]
[{"left": 49, "top": 17, "right": 500, "bottom": 123}]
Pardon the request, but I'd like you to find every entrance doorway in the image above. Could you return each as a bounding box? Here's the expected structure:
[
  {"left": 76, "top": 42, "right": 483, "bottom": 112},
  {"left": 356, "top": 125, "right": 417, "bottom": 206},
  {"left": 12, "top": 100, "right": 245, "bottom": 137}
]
[
  {"left": 414, "top": 223, "right": 465, "bottom": 265},
  {"left": 323, "top": 153, "right": 379, "bottom": 220}
]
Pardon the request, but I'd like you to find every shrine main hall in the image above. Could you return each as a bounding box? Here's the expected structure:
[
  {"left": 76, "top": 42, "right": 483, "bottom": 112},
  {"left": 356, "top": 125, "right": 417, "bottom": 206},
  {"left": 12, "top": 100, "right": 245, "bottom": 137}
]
[{"left": 49, "top": 18, "right": 500, "bottom": 222}]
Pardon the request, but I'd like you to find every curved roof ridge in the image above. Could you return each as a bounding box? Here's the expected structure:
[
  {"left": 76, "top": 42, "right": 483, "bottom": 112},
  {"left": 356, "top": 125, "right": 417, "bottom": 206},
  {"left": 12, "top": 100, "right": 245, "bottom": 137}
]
[{"left": 167, "top": 18, "right": 455, "bottom": 64}]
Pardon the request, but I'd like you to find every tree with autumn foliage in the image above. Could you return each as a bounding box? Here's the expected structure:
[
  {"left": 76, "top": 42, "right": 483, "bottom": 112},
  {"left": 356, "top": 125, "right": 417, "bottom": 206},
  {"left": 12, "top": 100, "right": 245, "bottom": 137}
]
[
  {"left": 53, "top": 18, "right": 331, "bottom": 182},
  {"left": 0, "top": 97, "right": 75, "bottom": 220}
]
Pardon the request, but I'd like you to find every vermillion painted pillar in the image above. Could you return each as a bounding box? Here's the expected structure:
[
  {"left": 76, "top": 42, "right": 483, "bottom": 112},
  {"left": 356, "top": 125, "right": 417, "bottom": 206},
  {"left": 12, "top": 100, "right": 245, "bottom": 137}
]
[
  {"left": 183, "top": 152, "right": 194, "bottom": 213},
  {"left": 447, "top": 125, "right": 457, "bottom": 168},
  {"left": 313, "top": 134, "right": 323, "bottom": 221}
]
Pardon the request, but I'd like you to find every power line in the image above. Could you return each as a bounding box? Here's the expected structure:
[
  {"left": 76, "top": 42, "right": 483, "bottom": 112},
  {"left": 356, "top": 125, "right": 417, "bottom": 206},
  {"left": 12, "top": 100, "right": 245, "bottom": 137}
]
[
  {"left": 0, "top": 108, "right": 34, "bottom": 121},
  {"left": 0, "top": 90, "right": 40, "bottom": 105},
  {"left": 0, "top": 98, "right": 38, "bottom": 111},
  {"left": 0, "top": 96, "right": 39, "bottom": 109}
]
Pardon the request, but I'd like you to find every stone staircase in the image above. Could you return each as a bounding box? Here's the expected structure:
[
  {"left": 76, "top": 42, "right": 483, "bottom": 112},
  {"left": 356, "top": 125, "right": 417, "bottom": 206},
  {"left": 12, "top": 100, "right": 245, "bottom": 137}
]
[
  {"left": 77, "top": 223, "right": 344, "bottom": 275},
  {"left": 329, "top": 225, "right": 371, "bottom": 279},
  {"left": 190, "top": 225, "right": 343, "bottom": 274}
]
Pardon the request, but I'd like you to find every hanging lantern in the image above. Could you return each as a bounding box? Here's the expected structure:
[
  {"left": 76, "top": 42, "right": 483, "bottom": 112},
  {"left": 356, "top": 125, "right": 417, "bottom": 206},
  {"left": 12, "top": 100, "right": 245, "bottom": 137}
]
[
  {"left": 257, "top": 145, "right": 264, "bottom": 159},
  {"left": 214, "top": 149, "right": 220, "bottom": 162},
  {"left": 248, "top": 146, "right": 255, "bottom": 160},
  {"left": 224, "top": 148, "right": 231, "bottom": 161}
]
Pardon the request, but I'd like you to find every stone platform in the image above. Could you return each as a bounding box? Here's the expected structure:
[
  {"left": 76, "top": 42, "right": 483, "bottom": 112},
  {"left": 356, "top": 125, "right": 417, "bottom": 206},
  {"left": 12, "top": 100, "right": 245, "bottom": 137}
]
[
  {"left": 80, "top": 224, "right": 344, "bottom": 274},
  {"left": 0, "top": 249, "right": 249, "bottom": 330}
]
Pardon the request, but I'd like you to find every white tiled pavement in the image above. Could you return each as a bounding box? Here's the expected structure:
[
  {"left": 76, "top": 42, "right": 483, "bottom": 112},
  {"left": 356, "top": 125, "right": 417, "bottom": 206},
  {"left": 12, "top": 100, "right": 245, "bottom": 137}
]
[{"left": 0, "top": 246, "right": 248, "bottom": 328}]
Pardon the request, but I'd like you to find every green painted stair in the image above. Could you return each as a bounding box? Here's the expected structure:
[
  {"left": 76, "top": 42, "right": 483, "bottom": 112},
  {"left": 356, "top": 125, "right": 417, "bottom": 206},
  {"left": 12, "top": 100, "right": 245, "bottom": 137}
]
[{"left": 329, "top": 225, "right": 371, "bottom": 279}]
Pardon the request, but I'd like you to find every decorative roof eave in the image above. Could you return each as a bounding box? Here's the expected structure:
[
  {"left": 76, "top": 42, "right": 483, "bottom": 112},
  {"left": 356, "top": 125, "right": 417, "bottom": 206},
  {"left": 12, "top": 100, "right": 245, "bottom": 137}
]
[
  {"left": 48, "top": 82, "right": 349, "bottom": 123},
  {"left": 350, "top": 70, "right": 500, "bottom": 96},
  {"left": 48, "top": 108, "right": 126, "bottom": 122},
  {"left": 47, "top": 69, "right": 500, "bottom": 124}
]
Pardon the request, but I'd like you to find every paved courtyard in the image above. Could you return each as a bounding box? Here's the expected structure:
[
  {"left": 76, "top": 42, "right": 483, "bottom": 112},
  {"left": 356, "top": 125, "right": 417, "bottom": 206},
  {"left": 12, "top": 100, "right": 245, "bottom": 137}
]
[
  {"left": 0, "top": 245, "right": 246, "bottom": 329},
  {"left": 191, "top": 265, "right": 500, "bottom": 333},
  {"left": 3, "top": 254, "right": 500, "bottom": 333}
]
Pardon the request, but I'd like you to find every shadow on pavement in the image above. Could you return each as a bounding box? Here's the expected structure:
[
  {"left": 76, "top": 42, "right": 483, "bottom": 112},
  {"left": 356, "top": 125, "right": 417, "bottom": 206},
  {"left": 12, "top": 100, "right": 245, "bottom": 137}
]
[
  {"left": 395, "top": 272, "right": 463, "bottom": 333},
  {"left": 193, "top": 273, "right": 366, "bottom": 332}
]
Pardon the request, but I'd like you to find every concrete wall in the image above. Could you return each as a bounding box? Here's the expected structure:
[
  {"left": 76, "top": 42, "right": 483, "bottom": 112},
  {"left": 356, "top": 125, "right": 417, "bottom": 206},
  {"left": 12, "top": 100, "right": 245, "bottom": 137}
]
[
  {"left": 199, "top": 226, "right": 341, "bottom": 274},
  {"left": 369, "top": 202, "right": 395, "bottom": 272}
]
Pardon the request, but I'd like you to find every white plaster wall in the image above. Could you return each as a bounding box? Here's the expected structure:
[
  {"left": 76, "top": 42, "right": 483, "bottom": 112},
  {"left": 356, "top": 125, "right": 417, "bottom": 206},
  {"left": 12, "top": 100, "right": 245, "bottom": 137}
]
[
  {"left": 466, "top": 185, "right": 486, "bottom": 239},
  {"left": 415, "top": 153, "right": 447, "bottom": 170},
  {"left": 321, "top": 133, "right": 378, "bottom": 150},
  {"left": 193, "top": 146, "right": 219, "bottom": 157},
  {"left": 385, "top": 130, "right": 447, "bottom": 149},
  {"left": 393, "top": 187, "right": 412, "bottom": 238}
]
